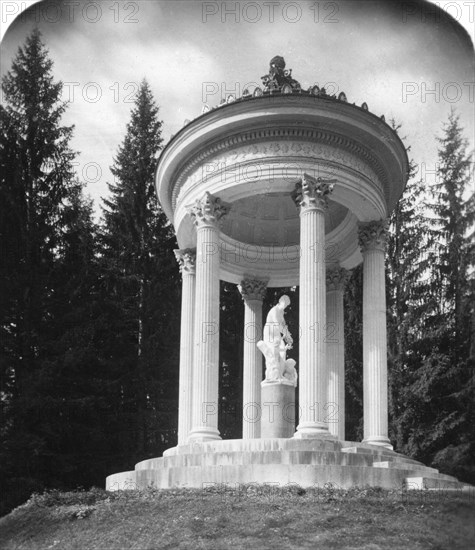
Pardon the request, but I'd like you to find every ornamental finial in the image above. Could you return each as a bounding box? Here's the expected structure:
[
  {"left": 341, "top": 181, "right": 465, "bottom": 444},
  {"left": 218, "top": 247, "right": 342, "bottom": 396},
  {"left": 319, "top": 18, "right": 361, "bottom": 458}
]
[{"left": 261, "top": 56, "right": 301, "bottom": 93}]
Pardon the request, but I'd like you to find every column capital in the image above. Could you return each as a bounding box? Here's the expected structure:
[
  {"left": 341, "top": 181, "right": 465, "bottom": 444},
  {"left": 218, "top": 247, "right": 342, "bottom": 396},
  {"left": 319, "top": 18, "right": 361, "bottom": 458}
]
[
  {"left": 238, "top": 278, "right": 268, "bottom": 302},
  {"left": 187, "top": 191, "right": 230, "bottom": 228},
  {"left": 291, "top": 173, "right": 334, "bottom": 212},
  {"left": 326, "top": 267, "right": 350, "bottom": 291},
  {"left": 174, "top": 248, "right": 196, "bottom": 275},
  {"left": 358, "top": 219, "right": 389, "bottom": 253}
]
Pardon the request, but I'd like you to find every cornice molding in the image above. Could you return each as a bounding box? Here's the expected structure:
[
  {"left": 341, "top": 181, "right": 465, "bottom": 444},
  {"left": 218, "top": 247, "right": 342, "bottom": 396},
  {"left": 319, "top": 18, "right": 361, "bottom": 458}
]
[{"left": 170, "top": 127, "right": 388, "bottom": 211}]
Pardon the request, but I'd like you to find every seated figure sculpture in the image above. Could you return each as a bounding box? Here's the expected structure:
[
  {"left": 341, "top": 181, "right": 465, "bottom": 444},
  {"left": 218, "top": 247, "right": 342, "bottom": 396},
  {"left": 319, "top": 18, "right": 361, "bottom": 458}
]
[{"left": 257, "top": 295, "right": 297, "bottom": 386}]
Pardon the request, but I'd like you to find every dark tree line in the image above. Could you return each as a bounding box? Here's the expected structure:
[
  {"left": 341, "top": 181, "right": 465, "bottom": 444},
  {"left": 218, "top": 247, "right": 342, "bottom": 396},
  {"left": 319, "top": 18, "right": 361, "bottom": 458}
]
[
  {"left": 386, "top": 112, "right": 475, "bottom": 483},
  {"left": 0, "top": 30, "right": 181, "bottom": 516},
  {"left": 1, "top": 31, "right": 473, "bottom": 516}
]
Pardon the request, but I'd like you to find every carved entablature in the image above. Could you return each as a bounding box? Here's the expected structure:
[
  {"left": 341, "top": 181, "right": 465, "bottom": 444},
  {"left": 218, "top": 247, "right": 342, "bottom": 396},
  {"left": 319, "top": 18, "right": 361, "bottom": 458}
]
[
  {"left": 187, "top": 192, "right": 230, "bottom": 228},
  {"left": 326, "top": 267, "right": 350, "bottom": 291},
  {"left": 291, "top": 173, "right": 334, "bottom": 211},
  {"left": 358, "top": 220, "right": 389, "bottom": 252},
  {"left": 174, "top": 248, "right": 196, "bottom": 275},
  {"left": 238, "top": 278, "right": 268, "bottom": 301},
  {"left": 173, "top": 134, "right": 382, "bottom": 210}
]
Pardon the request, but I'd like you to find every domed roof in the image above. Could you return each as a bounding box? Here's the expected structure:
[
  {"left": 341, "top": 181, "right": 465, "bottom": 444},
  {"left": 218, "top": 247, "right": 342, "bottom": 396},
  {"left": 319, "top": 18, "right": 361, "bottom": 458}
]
[{"left": 221, "top": 193, "right": 348, "bottom": 247}]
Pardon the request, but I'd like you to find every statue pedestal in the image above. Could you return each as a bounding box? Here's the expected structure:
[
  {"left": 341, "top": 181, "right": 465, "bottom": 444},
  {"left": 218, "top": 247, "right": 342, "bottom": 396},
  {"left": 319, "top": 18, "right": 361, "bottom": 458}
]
[{"left": 261, "top": 380, "right": 296, "bottom": 438}]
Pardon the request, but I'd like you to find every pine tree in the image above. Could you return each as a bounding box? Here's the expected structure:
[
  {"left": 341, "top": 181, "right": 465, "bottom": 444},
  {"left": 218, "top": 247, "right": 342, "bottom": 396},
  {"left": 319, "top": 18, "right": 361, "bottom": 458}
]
[
  {"left": 396, "top": 111, "right": 475, "bottom": 482},
  {"left": 42, "top": 189, "right": 109, "bottom": 489},
  {"left": 0, "top": 29, "right": 95, "bottom": 513},
  {"left": 429, "top": 110, "right": 474, "bottom": 358},
  {"left": 424, "top": 110, "right": 474, "bottom": 481},
  {"left": 384, "top": 121, "right": 434, "bottom": 450},
  {"left": 99, "top": 81, "right": 180, "bottom": 463}
]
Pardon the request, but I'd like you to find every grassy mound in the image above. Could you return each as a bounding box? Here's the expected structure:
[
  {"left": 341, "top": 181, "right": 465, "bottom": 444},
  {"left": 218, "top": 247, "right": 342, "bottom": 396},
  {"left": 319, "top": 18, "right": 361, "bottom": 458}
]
[{"left": 0, "top": 485, "right": 473, "bottom": 549}]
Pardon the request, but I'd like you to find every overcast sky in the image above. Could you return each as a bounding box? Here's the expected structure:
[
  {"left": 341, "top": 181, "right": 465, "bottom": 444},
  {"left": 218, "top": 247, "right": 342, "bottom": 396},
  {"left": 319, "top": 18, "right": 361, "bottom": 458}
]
[{"left": 1, "top": 0, "right": 474, "bottom": 213}]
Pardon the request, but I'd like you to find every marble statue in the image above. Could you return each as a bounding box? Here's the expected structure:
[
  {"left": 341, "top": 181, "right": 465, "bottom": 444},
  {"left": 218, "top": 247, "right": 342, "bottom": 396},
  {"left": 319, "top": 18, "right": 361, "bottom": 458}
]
[{"left": 257, "top": 295, "right": 297, "bottom": 386}]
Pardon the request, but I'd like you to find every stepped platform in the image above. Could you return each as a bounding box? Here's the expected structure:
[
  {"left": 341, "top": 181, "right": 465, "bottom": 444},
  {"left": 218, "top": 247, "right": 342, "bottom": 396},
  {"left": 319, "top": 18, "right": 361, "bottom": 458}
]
[{"left": 105, "top": 438, "right": 472, "bottom": 493}]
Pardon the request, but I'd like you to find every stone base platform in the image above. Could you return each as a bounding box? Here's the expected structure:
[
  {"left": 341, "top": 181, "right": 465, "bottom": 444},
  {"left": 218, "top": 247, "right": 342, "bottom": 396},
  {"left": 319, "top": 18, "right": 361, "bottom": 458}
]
[{"left": 105, "top": 438, "right": 471, "bottom": 493}]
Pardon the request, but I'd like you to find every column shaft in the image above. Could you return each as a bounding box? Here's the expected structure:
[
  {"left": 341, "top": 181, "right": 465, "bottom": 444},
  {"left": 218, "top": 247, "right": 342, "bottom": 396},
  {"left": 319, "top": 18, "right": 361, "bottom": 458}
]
[
  {"left": 359, "top": 221, "right": 393, "bottom": 449},
  {"left": 189, "top": 225, "right": 221, "bottom": 440},
  {"left": 187, "top": 192, "right": 230, "bottom": 442},
  {"left": 326, "top": 268, "right": 348, "bottom": 440},
  {"left": 239, "top": 279, "right": 267, "bottom": 439},
  {"left": 242, "top": 299, "right": 263, "bottom": 438},
  {"left": 292, "top": 174, "right": 333, "bottom": 437},
  {"left": 174, "top": 249, "right": 196, "bottom": 445}
]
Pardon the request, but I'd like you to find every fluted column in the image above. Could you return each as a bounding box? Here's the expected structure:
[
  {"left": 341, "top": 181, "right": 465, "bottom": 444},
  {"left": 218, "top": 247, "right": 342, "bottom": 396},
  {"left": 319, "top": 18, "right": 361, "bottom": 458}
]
[
  {"left": 358, "top": 220, "right": 393, "bottom": 449},
  {"left": 187, "top": 192, "right": 230, "bottom": 442},
  {"left": 292, "top": 174, "right": 333, "bottom": 437},
  {"left": 326, "top": 267, "right": 350, "bottom": 441},
  {"left": 174, "top": 249, "right": 196, "bottom": 445},
  {"left": 238, "top": 279, "right": 267, "bottom": 439}
]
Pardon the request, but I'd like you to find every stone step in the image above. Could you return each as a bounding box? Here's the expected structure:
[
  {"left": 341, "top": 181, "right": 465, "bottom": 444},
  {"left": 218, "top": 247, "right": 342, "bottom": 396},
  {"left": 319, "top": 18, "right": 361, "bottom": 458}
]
[
  {"left": 405, "top": 476, "right": 462, "bottom": 490},
  {"left": 373, "top": 461, "right": 439, "bottom": 474},
  {"left": 164, "top": 438, "right": 340, "bottom": 457},
  {"left": 106, "top": 440, "right": 469, "bottom": 494},
  {"left": 136, "top": 449, "right": 377, "bottom": 470},
  {"left": 108, "top": 464, "right": 459, "bottom": 492},
  {"left": 342, "top": 446, "right": 415, "bottom": 458},
  {"left": 139, "top": 447, "right": 429, "bottom": 472},
  {"left": 341, "top": 446, "right": 375, "bottom": 454},
  {"left": 342, "top": 446, "right": 423, "bottom": 466}
]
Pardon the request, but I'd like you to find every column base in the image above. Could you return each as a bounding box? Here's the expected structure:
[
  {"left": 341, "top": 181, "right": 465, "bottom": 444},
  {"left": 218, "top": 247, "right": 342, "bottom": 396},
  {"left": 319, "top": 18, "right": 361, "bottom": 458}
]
[
  {"left": 294, "top": 422, "right": 336, "bottom": 439},
  {"left": 362, "top": 436, "right": 393, "bottom": 450},
  {"left": 188, "top": 427, "right": 221, "bottom": 442}
]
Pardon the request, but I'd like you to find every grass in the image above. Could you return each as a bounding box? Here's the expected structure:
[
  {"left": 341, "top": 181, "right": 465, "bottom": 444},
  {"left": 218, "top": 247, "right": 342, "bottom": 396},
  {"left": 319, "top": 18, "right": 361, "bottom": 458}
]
[{"left": 0, "top": 485, "right": 474, "bottom": 549}]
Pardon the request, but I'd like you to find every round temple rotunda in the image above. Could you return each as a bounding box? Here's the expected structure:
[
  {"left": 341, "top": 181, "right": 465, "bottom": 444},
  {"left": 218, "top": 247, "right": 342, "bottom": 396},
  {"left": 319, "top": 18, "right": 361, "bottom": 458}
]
[
  {"left": 106, "top": 58, "right": 468, "bottom": 492},
  {"left": 156, "top": 72, "right": 407, "bottom": 286}
]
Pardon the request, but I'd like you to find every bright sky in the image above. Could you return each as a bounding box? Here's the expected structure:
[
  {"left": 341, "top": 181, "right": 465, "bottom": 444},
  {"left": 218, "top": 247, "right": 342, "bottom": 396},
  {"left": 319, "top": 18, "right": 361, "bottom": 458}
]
[{"left": 1, "top": 0, "right": 474, "bottom": 213}]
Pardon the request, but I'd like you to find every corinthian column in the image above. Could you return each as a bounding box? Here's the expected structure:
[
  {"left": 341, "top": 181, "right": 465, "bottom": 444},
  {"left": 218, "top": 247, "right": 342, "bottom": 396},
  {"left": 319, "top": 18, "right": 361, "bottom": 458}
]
[
  {"left": 187, "top": 192, "right": 230, "bottom": 442},
  {"left": 292, "top": 174, "right": 333, "bottom": 438},
  {"left": 358, "top": 220, "right": 393, "bottom": 449},
  {"left": 326, "top": 267, "right": 350, "bottom": 440},
  {"left": 174, "top": 249, "right": 196, "bottom": 445},
  {"left": 238, "top": 278, "right": 267, "bottom": 439}
]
